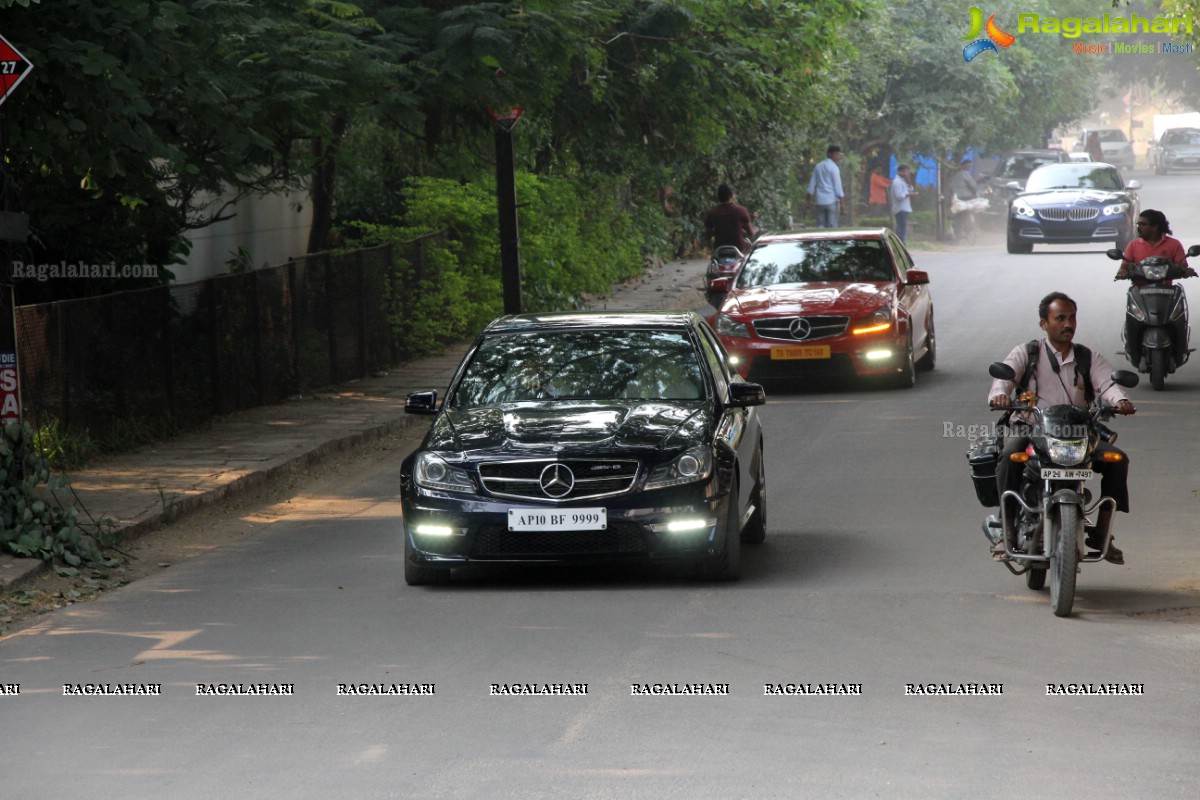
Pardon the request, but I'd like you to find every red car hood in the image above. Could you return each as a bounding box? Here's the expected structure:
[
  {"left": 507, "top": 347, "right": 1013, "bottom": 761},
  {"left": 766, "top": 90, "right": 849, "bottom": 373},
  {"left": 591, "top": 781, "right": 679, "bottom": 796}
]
[{"left": 723, "top": 282, "right": 896, "bottom": 317}]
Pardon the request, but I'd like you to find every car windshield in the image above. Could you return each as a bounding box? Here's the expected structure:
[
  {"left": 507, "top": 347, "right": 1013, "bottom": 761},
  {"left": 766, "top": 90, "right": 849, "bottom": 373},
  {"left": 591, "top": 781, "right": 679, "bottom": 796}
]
[
  {"left": 736, "top": 239, "right": 894, "bottom": 288},
  {"left": 1163, "top": 128, "right": 1200, "bottom": 145},
  {"left": 1024, "top": 164, "right": 1125, "bottom": 192},
  {"left": 1095, "top": 129, "right": 1127, "bottom": 143},
  {"left": 450, "top": 329, "right": 705, "bottom": 406},
  {"left": 999, "top": 154, "right": 1062, "bottom": 180}
]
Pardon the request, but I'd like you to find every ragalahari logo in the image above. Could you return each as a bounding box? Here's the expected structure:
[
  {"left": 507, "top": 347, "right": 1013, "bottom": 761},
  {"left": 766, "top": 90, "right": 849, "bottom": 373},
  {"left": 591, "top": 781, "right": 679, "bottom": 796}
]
[{"left": 963, "top": 7, "right": 1015, "bottom": 61}]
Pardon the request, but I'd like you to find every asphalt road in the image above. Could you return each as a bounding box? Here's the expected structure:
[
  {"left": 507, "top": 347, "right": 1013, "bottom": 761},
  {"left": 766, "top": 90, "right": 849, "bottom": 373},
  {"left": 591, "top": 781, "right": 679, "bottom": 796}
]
[{"left": 2, "top": 171, "right": 1199, "bottom": 800}]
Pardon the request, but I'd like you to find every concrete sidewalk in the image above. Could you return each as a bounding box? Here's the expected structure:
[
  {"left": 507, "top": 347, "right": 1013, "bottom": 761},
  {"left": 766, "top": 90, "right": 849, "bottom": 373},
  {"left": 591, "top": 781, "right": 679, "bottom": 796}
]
[{"left": 0, "top": 257, "right": 710, "bottom": 591}]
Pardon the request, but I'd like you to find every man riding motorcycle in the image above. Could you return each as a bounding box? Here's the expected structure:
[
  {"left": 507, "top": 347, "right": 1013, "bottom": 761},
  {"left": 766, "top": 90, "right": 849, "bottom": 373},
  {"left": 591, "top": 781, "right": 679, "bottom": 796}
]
[{"left": 988, "top": 292, "right": 1135, "bottom": 564}]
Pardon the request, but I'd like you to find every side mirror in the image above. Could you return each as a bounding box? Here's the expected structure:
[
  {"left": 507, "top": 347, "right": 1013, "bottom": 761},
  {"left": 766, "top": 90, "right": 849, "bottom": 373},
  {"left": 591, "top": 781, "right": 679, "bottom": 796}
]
[
  {"left": 1112, "top": 370, "right": 1139, "bottom": 389},
  {"left": 1005, "top": 181, "right": 1021, "bottom": 190},
  {"left": 904, "top": 269, "right": 930, "bottom": 285},
  {"left": 728, "top": 380, "right": 766, "bottom": 408},
  {"left": 1105, "top": 248, "right": 1124, "bottom": 260},
  {"left": 989, "top": 362, "right": 1016, "bottom": 381},
  {"left": 1187, "top": 244, "right": 1200, "bottom": 258},
  {"left": 405, "top": 390, "right": 439, "bottom": 414},
  {"left": 1126, "top": 179, "right": 1142, "bottom": 190}
]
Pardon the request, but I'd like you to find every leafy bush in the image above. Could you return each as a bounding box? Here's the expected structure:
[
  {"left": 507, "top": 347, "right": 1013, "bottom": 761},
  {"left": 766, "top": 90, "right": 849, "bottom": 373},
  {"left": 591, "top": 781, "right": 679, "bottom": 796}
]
[
  {"left": 344, "top": 172, "right": 648, "bottom": 358},
  {"left": 1, "top": 423, "right": 118, "bottom": 568}
]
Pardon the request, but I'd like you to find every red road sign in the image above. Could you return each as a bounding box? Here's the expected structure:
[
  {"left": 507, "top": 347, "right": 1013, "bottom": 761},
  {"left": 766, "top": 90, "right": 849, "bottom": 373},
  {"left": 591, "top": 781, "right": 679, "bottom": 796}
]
[{"left": 0, "top": 33, "right": 33, "bottom": 107}]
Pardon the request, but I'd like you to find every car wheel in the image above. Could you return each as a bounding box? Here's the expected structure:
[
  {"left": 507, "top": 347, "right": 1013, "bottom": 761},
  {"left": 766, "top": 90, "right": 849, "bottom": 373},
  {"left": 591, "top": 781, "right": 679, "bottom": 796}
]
[
  {"left": 891, "top": 332, "right": 916, "bottom": 389},
  {"left": 1006, "top": 228, "right": 1032, "bottom": 254},
  {"left": 697, "top": 477, "right": 743, "bottom": 581},
  {"left": 404, "top": 532, "right": 449, "bottom": 586},
  {"left": 916, "top": 309, "right": 936, "bottom": 371},
  {"left": 741, "top": 442, "right": 767, "bottom": 544}
]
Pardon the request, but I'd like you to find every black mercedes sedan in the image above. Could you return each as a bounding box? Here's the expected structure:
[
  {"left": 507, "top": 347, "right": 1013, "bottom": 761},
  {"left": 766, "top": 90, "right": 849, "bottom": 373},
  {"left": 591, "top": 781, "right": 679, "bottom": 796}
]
[
  {"left": 1006, "top": 162, "right": 1141, "bottom": 254},
  {"left": 399, "top": 311, "right": 767, "bottom": 585}
]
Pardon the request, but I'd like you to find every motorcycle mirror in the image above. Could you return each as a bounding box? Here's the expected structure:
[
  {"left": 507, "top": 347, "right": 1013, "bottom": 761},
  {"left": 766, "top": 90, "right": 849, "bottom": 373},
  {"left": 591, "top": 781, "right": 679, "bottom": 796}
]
[
  {"left": 1104, "top": 248, "right": 1124, "bottom": 260},
  {"left": 989, "top": 362, "right": 1016, "bottom": 381},
  {"left": 1187, "top": 244, "right": 1200, "bottom": 258},
  {"left": 1111, "top": 369, "right": 1139, "bottom": 389}
]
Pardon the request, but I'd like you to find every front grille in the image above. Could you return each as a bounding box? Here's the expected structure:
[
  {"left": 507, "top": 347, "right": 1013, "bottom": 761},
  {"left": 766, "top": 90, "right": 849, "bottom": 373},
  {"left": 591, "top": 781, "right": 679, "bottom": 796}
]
[
  {"left": 478, "top": 459, "right": 639, "bottom": 501},
  {"left": 471, "top": 521, "right": 648, "bottom": 558},
  {"left": 1038, "top": 207, "right": 1099, "bottom": 222},
  {"left": 753, "top": 316, "right": 849, "bottom": 342}
]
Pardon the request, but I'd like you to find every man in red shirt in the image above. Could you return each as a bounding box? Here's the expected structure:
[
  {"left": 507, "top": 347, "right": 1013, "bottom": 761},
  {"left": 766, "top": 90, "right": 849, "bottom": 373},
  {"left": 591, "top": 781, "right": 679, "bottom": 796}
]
[
  {"left": 1116, "top": 209, "right": 1196, "bottom": 279},
  {"left": 703, "top": 183, "right": 757, "bottom": 253}
]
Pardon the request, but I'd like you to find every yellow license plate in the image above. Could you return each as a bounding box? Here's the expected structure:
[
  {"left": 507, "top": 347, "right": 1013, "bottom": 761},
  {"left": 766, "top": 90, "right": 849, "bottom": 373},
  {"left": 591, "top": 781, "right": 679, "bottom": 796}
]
[{"left": 771, "top": 345, "right": 831, "bottom": 360}]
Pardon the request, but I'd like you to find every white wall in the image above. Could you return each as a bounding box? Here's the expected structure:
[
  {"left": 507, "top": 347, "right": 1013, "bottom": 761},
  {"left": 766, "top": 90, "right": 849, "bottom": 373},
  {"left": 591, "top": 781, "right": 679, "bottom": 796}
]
[{"left": 174, "top": 186, "right": 313, "bottom": 284}]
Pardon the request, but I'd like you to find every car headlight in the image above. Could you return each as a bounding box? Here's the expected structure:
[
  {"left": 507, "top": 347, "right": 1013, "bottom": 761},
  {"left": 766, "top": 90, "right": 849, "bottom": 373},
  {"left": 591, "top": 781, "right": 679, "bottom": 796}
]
[
  {"left": 1102, "top": 202, "right": 1129, "bottom": 216},
  {"left": 1047, "top": 438, "right": 1088, "bottom": 466},
  {"left": 851, "top": 307, "right": 893, "bottom": 335},
  {"left": 715, "top": 313, "right": 751, "bottom": 338},
  {"left": 414, "top": 452, "right": 475, "bottom": 493},
  {"left": 645, "top": 446, "right": 714, "bottom": 490},
  {"left": 1012, "top": 201, "right": 1036, "bottom": 218}
]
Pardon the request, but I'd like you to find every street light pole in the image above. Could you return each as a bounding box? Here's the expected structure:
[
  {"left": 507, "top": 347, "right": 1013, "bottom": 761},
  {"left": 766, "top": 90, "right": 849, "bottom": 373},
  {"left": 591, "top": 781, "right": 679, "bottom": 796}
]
[{"left": 488, "top": 104, "right": 524, "bottom": 315}]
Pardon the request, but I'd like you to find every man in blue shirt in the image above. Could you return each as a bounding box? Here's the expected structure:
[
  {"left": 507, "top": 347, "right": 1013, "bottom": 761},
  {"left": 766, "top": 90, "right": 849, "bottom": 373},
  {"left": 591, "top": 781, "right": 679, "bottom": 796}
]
[{"left": 806, "top": 145, "right": 845, "bottom": 228}]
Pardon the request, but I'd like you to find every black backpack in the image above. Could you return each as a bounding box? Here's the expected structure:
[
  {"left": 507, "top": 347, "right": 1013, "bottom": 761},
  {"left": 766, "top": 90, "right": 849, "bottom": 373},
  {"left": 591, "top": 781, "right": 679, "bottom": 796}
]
[{"left": 1017, "top": 339, "right": 1094, "bottom": 404}]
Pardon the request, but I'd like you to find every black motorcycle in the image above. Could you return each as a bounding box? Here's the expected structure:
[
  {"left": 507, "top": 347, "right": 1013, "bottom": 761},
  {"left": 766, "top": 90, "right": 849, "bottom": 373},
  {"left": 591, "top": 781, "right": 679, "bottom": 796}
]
[
  {"left": 969, "top": 363, "right": 1138, "bottom": 617},
  {"left": 1106, "top": 244, "right": 1200, "bottom": 390}
]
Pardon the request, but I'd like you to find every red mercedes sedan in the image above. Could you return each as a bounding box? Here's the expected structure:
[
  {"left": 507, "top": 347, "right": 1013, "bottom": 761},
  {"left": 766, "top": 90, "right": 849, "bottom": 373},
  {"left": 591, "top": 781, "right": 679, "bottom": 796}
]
[{"left": 709, "top": 229, "right": 935, "bottom": 387}]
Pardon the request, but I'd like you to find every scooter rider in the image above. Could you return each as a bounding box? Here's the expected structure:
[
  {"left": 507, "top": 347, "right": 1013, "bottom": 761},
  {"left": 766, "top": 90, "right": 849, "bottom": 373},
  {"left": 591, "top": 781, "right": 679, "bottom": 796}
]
[
  {"left": 703, "top": 183, "right": 757, "bottom": 254},
  {"left": 989, "top": 292, "right": 1135, "bottom": 564},
  {"left": 1115, "top": 209, "right": 1196, "bottom": 281}
]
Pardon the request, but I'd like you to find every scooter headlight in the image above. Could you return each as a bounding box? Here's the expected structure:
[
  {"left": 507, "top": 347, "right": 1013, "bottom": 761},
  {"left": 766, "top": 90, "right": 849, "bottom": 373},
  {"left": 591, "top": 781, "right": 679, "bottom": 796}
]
[
  {"left": 1047, "top": 438, "right": 1088, "bottom": 466},
  {"left": 1142, "top": 262, "right": 1170, "bottom": 281}
]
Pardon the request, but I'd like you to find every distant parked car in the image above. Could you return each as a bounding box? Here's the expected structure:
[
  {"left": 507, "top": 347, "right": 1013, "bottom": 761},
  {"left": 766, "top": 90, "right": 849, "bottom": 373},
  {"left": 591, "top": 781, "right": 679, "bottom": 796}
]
[
  {"left": 1007, "top": 162, "right": 1141, "bottom": 254},
  {"left": 1148, "top": 127, "right": 1200, "bottom": 174},
  {"left": 1071, "top": 128, "right": 1135, "bottom": 170},
  {"left": 982, "top": 148, "right": 1070, "bottom": 212},
  {"left": 1067, "top": 152, "right": 1092, "bottom": 163}
]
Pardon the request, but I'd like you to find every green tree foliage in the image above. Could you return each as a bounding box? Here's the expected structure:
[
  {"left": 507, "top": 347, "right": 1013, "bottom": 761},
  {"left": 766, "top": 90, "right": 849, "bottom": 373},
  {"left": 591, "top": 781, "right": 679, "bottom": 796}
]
[{"left": 0, "top": 0, "right": 404, "bottom": 299}]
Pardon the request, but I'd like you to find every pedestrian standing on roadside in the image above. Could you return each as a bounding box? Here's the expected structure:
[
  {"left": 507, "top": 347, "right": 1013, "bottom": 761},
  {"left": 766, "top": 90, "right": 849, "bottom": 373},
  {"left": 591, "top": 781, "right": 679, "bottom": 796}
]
[
  {"left": 868, "top": 165, "right": 892, "bottom": 217},
  {"left": 806, "top": 145, "right": 845, "bottom": 228},
  {"left": 890, "top": 164, "right": 916, "bottom": 243}
]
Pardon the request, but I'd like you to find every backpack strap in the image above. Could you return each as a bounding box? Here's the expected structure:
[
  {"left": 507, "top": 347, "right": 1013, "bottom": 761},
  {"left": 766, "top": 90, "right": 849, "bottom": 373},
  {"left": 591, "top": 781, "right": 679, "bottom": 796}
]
[
  {"left": 1018, "top": 339, "right": 1040, "bottom": 394},
  {"left": 1074, "top": 344, "right": 1095, "bottom": 404}
]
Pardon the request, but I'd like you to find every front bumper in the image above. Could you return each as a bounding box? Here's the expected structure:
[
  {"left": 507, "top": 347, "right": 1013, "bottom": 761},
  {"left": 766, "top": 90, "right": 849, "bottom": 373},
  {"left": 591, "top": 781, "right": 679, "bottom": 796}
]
[
  {"left": 723, "top": 334, "right": 906, "bottom": 380},
  {"left": 1009, "top": 216, "right": 1127, "bottom": 244},
  {"left": 401, "top": 482, "right": 728, "bottom": 566}
]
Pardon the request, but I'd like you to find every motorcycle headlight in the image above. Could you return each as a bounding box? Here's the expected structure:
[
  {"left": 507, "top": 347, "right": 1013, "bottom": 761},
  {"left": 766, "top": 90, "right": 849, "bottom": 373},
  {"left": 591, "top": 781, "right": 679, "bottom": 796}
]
[
  {"left": 645, "top": 446, "right": 713, "bottom": 490},
  {"left": 1047, "top": 438, "right": 1088, "bottom": 466},
  {"left": 715, "top": 313, "right": 751, "bottom": 338},
  {"left": 1142, "top": 263, "right": 1170, "bottom": 281},
  {"left": 1012, "top": 201, "right": 1036, "bottom": 218},
  {"left": 1102, "top": 202, "right": 1129, "bottom": 216},
  {"left": 414, "top": 452, "right": 475, "bottom": 493}
]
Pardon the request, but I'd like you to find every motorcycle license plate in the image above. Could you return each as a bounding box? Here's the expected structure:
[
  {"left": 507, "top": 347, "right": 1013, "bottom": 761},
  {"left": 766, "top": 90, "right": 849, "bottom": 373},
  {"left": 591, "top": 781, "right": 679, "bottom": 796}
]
[
  {"left": 508, "top": 508, "right": 606, "bottom": 531},
  {"left": 772, "top": 345, "right": 830, "bottom": 360},
  {"left": 1040, "top": 468, "right": 1092, "bottom": 480}
]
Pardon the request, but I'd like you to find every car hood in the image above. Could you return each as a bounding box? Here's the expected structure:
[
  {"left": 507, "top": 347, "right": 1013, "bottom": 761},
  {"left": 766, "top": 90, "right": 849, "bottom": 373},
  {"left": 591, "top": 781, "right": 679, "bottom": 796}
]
[
  {"left": 1015, "top": 188, "right": 1127, "bottom": 207},
  {"left": 723, "top": 282, "right": 895, "bottom": 317},
  {"left": 426, "top": 400, "right": 713, "bottom": 454}
]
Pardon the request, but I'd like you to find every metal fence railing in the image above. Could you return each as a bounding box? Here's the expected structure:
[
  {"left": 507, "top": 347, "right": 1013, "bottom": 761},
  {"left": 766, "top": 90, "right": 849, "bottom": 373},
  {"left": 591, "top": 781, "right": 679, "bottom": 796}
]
[{"left": 15, "top": 235, "right": 439, "bottom": 443}]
